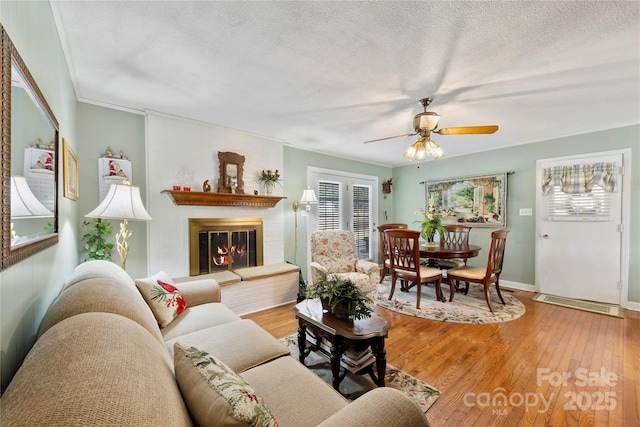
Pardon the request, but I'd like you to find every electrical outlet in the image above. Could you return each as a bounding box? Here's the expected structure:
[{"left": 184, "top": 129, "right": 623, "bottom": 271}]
[{"left": 519, "top": 208, "right": 533, "bottom": 216}]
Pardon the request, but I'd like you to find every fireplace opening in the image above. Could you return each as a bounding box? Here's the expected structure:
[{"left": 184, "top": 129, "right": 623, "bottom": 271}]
[{"left": 189, "top": 218, "right": 263, "bottom": 276}]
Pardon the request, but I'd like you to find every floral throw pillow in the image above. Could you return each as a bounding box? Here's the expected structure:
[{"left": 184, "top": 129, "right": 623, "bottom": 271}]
[
  {"left": 174, "top": 343, "right": 278, "bottom": 427},
  {"left": 135, "top": 271, "right": 188, "bottom": 328}
]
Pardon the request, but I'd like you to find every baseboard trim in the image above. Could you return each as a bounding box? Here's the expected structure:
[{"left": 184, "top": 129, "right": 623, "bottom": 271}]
[{"left": 500, "top": 280, "right": 535, "bottom": 293}]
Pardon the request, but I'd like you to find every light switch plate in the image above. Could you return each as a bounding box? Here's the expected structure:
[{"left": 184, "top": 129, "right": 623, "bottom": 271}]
[{"left": 519, "top": 208, "right": 533, "bottom": 216}]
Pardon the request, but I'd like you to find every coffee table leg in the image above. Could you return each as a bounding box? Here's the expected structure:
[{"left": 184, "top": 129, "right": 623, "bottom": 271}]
[
  {"left": 330, "top": 344, "right": 342, "bottom": 390},
  {"left": 297, "top": 324, "right": 307, "bottom": 365},
  {"left": 371, "top": 338, "right": 387, "bottom": 387}
]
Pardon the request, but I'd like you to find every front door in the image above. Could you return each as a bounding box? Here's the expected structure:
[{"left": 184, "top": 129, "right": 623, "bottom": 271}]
[{"left": 535, "top": 152, "right": 623, "bottom": 305}]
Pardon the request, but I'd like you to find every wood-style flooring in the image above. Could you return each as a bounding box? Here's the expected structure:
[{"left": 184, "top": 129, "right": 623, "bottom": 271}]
[{"left": 242, "top": 289, "right": 639, "bottom": 427}]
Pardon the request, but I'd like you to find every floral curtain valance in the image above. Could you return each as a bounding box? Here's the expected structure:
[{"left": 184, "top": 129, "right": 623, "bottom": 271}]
[{"left": 542, "top": 162, "right": 616, "bottom": 195}]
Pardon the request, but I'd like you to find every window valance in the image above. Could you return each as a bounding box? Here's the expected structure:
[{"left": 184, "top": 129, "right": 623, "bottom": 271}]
[{"left": 542, "top": 162, "right": 616, "bottom": 195}]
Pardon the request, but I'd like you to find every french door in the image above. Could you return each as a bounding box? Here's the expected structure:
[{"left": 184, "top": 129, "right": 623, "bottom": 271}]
[{"left": 308, "top": 167, "right": 377, "bottom": 261}]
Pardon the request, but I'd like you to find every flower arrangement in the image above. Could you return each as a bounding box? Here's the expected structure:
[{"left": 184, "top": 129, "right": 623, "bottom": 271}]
[
  {"left": 414, "top": 195, "right": 452, "bottom": 242},
  {"left": 258, "top": 169, "right": 282, "bottom": 186}
]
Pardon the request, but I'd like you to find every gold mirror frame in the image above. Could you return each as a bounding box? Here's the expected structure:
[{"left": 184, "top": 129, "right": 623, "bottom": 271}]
[{"left": 1, "top": 25, "right": 59, "bottom": 271}]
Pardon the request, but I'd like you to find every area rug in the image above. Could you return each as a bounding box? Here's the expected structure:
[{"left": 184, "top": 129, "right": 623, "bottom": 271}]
[
  {"left": 376, "top": 278, "right": 525, "bottom": 324},
  {"left": 532, "top": 293, "right": 624, "bottom": 318},
  {"left": 279, "top": 334, "right": 440, "bottom": 414}
]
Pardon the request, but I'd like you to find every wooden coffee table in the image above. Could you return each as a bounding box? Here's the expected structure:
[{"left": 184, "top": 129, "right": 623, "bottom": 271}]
[{"left": 294, "top": 299, "right": 390, "bottom": 392}]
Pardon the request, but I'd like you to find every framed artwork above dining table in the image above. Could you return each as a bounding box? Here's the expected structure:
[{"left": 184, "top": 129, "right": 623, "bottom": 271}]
[{"left": 424, "top": 172, "right": 507, "bottom": 227}]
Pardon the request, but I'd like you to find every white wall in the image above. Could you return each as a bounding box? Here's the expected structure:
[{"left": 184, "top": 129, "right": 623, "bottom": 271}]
[{"left": 146, "top": 113, "right": 285, "bottom": 277}]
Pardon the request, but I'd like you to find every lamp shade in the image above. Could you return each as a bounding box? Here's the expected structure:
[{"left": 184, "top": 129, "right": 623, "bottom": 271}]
[
  {"left": 86, "top": 183, "right": 152, "bottom": 221},
  {"left": 299, "top": 187, "right": 318, "bottom": 204},
  {"left": 11, "top": 176, "right": 54, "bottom": 218}
]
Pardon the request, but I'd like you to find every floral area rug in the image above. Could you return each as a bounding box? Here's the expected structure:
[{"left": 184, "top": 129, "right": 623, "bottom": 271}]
[
  {"left": 376, "top": 278, "right": 525, "bottom": 324},
  {"left": 280, "top": 335, "right": 440, "bottom": 414}
]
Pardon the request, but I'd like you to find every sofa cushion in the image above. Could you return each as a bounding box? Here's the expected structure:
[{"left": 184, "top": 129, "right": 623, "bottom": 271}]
[
  {"left": 174, "top": 343, "right": 277, "bottom": 427},
  {"left": 161, "top": 302, "right": 242, "bottom": 342},
  {"left": 136, "top": 271, "right": 188, "bottom": 328},
  {"left": 64, "top": 260, "right": 136, "bottom": 290},
  {"left": 37, "top": 277, "right": 164, "bottom": 343},
  {"left": 241, "top": 356, "right": 348, "bottom": 427},
  {"left": 165, "top": 319, "right": 290, "bottom": 372},
  {"left": 0, "top": 313, "right": 191, "bottom": 427}
]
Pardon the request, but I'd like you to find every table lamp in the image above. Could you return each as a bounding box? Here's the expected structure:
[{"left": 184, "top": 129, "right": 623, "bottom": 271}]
[
  {"left": 85, "top": 181, "right": 152, "bottom": 269},
  {"left": 10, "top": 176, "right": 55, "bottom": 242}
]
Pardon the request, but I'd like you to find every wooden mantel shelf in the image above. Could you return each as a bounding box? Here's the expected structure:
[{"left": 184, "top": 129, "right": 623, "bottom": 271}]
[{"left": 161, "top": 190, "right": 286, "bottom": 208}]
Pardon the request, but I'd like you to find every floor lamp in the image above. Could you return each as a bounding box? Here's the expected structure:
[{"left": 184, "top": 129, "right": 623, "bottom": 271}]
[
  {"left": 85, "top": 181, "right": 152, "bottom": 269},
  {"left": 292, "top": 187, "right": 318, "bottom": 264}
]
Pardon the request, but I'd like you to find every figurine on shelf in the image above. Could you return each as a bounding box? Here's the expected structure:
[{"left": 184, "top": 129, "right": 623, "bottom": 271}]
[
  {"left": 48, "top": 139, "right": 56, "bottom": 150},
  {"left": 34, "top": 138, "right": 42, "bottom": 149},
  {"left": 203, "top": 180, "right": 211, "bottom": 192},
  {"left": 44, "top": 152, "right": 54, "bottom": 170},
  {"left": 104, "top": 147, "right": 114, "bottom": 158},
  {"left": 117, "top": 150, "right": 126, "bottom": 160}
]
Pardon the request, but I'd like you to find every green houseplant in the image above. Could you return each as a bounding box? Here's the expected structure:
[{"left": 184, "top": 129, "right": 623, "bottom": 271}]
[
  {"left": 81, "top": 218, "right": 114, "bottom": 261},
  {"left": 307, "top": 275, "right": 373, "bottom": 320},
  {"left": 414, "top": 194, "right": 450, "bottom": 243}
]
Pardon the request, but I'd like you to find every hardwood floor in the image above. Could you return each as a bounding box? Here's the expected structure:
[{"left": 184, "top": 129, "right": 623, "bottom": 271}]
[{"left": 243, "top": 289, "right": 639, "bottom": 427}]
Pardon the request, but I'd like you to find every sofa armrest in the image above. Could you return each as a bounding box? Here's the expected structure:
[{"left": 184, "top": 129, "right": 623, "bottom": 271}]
[
  {"left": 318, "top": 387, "right": 429, "bottom": 427},
  {"left": 174, "top": 278, "right": 221, "bottom": 306}
]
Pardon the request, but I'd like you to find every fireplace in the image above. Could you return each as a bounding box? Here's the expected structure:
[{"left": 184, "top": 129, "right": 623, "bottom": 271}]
[{"left": 189, "top": 218, "right": 263, "bottom": 276}]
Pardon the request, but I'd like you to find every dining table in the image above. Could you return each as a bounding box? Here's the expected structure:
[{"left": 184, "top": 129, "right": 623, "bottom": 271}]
[{"left": 419, "top": 242, "right": 482, "bottom": 268}]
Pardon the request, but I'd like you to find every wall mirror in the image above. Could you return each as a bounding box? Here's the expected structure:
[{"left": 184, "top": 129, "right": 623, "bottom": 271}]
[{"left": 1, "top": 25, "right": 59, "bottom": 271}]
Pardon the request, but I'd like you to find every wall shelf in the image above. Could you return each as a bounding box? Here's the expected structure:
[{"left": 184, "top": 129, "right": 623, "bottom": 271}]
[{"left": 161, "top": 190, "right": 286, "bottom": 208}]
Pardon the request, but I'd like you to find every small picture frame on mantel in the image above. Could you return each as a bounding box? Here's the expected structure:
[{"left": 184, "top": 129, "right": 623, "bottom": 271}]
[{"left": 217, "top": 151, "right": 245, "bottom": 194}]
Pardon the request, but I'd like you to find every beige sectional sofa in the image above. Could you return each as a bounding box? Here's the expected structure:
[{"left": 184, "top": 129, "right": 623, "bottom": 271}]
[{"left": 0, "top": 260, "right": 429, "bottom": 426}]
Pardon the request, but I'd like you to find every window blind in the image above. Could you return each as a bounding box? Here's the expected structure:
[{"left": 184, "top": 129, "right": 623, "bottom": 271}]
[
  {"left": 318, "top": 181, "right": 342, "bottom": 230},
  {"left": 352, "top": 185, "right": 371, "bottom": 259}
]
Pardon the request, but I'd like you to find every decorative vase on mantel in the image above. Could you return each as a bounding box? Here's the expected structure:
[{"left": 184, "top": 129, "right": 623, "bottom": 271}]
[{"left": 264, "top": 182, "right": 275, "bottom": 195}]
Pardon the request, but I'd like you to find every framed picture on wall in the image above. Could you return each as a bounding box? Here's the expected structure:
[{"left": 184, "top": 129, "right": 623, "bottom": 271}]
[
  {"left": 62, "top": 138, "right": 79, "bottom": 200},
  {"left": 424, "top": 172, "right": 507, "bottom": 227}
]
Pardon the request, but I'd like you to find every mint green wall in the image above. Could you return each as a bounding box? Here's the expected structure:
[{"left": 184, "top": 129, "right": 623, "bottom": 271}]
[
  {"left": 283, "top": 147, "right": 393, "bottom": 281},
  {"left": 76, "top": 103, "right": 147, "bottom": 280},
  {"left": 0, "top": 1, "right": 79, "bottom": 393},
  {"left": 392, "top": 125, "right": 639, "bottom": 303}
]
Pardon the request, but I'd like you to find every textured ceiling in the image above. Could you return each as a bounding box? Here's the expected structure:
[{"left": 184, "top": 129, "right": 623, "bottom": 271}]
[{"left": 50, "top": 1, "right": 640, "bottom": 166}]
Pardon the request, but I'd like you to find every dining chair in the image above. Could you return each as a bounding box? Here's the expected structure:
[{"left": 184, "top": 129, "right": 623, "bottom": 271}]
[
  {"left": 437, "top": 224, "right": 472, "bottom": 269},
  {"left": 446, "top": 229, "right": 509, "bottom": 312},
  {"left": 376, "top": 223, "right": 408, "bottom": 283},
  {"left": 384, "top": 229, "right": 444, "bottom": 309}
]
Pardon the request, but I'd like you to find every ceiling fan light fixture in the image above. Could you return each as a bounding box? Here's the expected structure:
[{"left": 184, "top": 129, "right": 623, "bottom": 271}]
[
  {"left": 403, "top": 137, "right": 444, "bottom": 162},
  {"left": 413, "top": 112, "right": 441, "bottom": 131}
]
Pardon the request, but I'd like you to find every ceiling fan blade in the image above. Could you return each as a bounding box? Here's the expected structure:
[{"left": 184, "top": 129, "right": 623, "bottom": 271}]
[
  {"left": 434, "top": 125, "right": 499, "bottom": 135},
  {"left": 363, "top": 133, "right": 417, "bottom": 144}
]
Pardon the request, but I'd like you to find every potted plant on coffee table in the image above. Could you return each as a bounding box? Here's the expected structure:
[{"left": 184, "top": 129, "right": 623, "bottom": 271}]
[{"left": 307, "top": 275, "right": 373, "bottom": 320}]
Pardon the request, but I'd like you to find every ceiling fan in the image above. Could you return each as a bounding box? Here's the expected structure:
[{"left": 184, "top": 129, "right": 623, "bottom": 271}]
[{"left": 363, "top": 97, "right": 498, "bottom": 161}]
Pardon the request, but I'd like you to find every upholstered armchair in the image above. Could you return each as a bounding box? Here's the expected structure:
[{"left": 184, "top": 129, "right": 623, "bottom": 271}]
[{"left": 310, "top": 230, "right": 380, "bottom": 299}]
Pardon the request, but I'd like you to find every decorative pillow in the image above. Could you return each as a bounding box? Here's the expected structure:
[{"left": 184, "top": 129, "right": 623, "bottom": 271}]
[
  {"left": 135, "top": 272, "right": 188, "bottom": 328},
  {"left": 174, "top": 343, "right": 278, "bottom": 427}
]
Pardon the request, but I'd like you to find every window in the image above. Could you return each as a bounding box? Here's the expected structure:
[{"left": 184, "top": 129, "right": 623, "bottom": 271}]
[{"left": 309, "top": 167, "right": 377, "bottom": 260}]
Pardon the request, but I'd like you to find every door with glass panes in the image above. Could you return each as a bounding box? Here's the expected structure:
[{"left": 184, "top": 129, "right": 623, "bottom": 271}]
[{"left": 308, "top": 168, "right": 377, "bottom": 261}]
